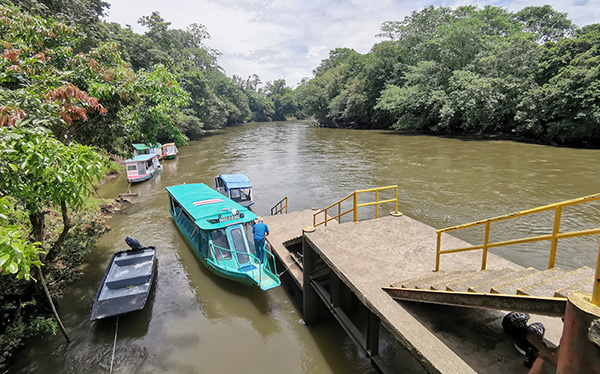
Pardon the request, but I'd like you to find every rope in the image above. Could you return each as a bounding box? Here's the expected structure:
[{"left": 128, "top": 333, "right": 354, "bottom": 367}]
[
  {"left": 278, "top": 267, "right": 289, "bottom": 277},
  {"left": 110, "top": 316, "right": 119, "bottom": 373}
]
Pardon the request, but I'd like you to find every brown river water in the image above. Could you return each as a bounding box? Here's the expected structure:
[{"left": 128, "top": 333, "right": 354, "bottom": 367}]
[{"left": 10, "top": 121, "right": 600, "bottom": 373}]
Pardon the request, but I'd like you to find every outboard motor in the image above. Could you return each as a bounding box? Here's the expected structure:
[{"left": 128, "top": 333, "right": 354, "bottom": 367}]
[{"left": 125, "top": 236, "right": 145, "bottom": 251}]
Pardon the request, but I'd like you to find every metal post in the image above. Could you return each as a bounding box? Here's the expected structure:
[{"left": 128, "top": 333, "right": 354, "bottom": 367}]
[
  {"left": 375, "top": 190, "right": 379, "bottom": 219},
  {"left": 353, "top": 192, "right": 358, "bottom": 222},
  {"left": 482, "top": 222, "right": 490, "bottom": 271},
  {"left": 435, "top": 232, "right": 442, "bottom": 272},
  {"left": 324, "top": 210, "right": 328, "bottom": 227},
  {"left": 395, "top": 186, "right": 398, "bottom": 213},
  {"left": 549, "top": 206, "right": 562, "bottom": 269}
]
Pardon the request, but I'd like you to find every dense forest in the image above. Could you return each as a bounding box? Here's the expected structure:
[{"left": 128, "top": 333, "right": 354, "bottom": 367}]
[
  {"left": 296, "top": 5, "right": 600, "bottom": 147},
  {"left": 0, "top": 0, "right": 599, "bottom": 368}
]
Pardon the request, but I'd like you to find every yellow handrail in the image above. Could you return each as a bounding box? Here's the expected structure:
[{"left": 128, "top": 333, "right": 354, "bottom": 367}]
[
  {"left": 270, "top": 196, "right": 288, "bottom": 215},
  {"left": 435, "top": 192, "right": 600, "bottom": 306},
  {"left": 313, "top": 186, "right": 399, "bottom": 227}
]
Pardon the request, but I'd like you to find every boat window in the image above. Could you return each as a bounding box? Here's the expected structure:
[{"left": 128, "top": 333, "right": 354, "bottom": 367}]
[
  {"left": 210, "top": 229, "right": 231, "bottom": 260},
  {"left": 230, "top": 188, "right": 240, "bottom": 199},
  {"left": 177, "top": 208, "right": 196, "bottom": 237},
  {"left": 200, "top": 230, "right": 208, "bottom": 256},
  {"left": 146, "top": 159, "right": 153, "bottom": 168},
  {"left": 127, "top": 165, "right": 137, "bottom": 172},
  {"left": 230, "top": 227, "right": 249, "bottom": 264},
  {"left": 240, "top": 188, "right": 251, "bottom": 201}
]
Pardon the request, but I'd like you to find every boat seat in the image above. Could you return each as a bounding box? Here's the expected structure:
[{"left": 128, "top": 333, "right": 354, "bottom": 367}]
[
  {"left": 115, "top": 253, "right": 154, "bottom": 266},
  {"left": 106, "top": 274, "right": 151, "bottom": 289}
]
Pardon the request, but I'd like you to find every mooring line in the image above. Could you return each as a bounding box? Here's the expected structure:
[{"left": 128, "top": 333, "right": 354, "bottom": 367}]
[{"left": 110, "top": 316, "right": 119, "bottom": 373}]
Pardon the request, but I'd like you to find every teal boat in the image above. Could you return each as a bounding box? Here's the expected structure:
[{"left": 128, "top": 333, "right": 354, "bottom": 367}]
[{"left": 166, "top": 183, "right": 280, "bottom": 290}]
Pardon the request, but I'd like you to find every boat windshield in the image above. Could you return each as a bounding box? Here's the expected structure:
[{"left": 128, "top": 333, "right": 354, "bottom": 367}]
[{"left": 210, "top": 229, "right": 231, "bottom": 260}]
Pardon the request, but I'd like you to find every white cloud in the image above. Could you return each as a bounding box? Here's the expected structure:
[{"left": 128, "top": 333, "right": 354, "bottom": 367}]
[{"left": 105, "top": 0, "right": 600, "bottom": 87}]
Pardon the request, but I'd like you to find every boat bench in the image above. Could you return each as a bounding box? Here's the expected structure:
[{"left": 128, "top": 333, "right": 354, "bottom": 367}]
[
  {"left": 115, "top": 253, "right": 154, "bottom": 266},
  {"left": 106, "top": 274, "right": 151, "bottom": 289}
]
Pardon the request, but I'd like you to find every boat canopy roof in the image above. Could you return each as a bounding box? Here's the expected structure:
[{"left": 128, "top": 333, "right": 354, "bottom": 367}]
[
  {"left": 162, "top": 142, "right": 176, "bottom": 147},
  {"left": 217, "top": 174, "right": 252, "bottom": 190},
  {"left": 132, "top": 143, "right": 150, "bottom": 151},
  {"left": 125, "top": 154, "right": 157, "bottom": 163},
  {"left": 166, "top": 183, "right": 257, "bottom": 230}
]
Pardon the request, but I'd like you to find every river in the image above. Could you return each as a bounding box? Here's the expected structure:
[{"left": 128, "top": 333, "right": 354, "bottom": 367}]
[{"left": 11, "top": 121, "right": 600, "bottom": 373}]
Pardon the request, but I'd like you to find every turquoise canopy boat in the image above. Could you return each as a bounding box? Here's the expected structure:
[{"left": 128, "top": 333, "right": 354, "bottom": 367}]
[{"left": 165, "top": 183, "right": 280, "bottom": 290}]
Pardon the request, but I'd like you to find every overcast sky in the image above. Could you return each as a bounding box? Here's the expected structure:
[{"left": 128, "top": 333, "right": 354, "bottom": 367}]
[{"left": 105, "top": 0, "right": 600, "bottom": 88}]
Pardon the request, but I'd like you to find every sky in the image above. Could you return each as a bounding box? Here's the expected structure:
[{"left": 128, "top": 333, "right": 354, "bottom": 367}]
[{"left": 105, "top": 0, "right": 600, "bottom": 88}]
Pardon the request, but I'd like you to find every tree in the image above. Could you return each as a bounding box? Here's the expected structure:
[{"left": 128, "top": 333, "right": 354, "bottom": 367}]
[
  {"left": 516, "top": 24, "right": 600, "bottom": 145},
  {"left": 0, "top": 121, "right": 104, "bottom": 342},
  {"left": 515, "top": 5, "right": 575, "bottom": 43}
]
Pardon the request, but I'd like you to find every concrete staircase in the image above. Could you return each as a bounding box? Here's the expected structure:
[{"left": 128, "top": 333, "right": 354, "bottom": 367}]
[{"left": 383, "top": 266, "right": 595, "bottom": 317}]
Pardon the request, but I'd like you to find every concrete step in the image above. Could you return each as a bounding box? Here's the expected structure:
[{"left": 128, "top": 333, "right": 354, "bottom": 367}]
[
  {"left": 517, "top": 267, "right": 595, "bottom": 297},
  {"left": 468, "top": 268, "right": 538, "bottom": 293},
  {"left": 430, "top": 271, "right": 480, "bottom": 290},
  {"left": 491, "top": 268, "right": 563, "bottom": 295},
  {"left": 413, "top": 271, "right": 468, "bottom": 290},
  {"left": 446, "top": 268, "right": 513, "bottom": 292},
  {"left": 555, "top": 276, "right": 595, "bottom": 298},
  {"left": 391, "top": 271, "right": 452, "bottom": 288}
]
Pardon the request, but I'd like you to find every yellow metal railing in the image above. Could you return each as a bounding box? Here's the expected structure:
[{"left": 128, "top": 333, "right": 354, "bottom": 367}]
[
  {"left": 435, "top": 192, "right": 600, "bottom": 306},
  {"left": 313, "top": 186, "right": 400, "bottom": 227},
  {"left": 270, "top": 196, "right": 288, "bottom": 215}
]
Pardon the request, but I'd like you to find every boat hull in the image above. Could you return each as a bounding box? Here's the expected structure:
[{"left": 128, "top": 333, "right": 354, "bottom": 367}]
[
  {"left": 127, "top": 167, "right": 159, "bottom": 183},
  {"left": 90, "top": 247, "right": 157, "bottom": 321}
]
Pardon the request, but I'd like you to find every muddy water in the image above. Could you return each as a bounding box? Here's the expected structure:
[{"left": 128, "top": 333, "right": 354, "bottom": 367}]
[{"left": 11, "top": 121, "right": 600, "bottom": 373}]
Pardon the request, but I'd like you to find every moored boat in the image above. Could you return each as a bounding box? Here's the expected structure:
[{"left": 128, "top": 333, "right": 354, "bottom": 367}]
[
  {"left": 161, "top": 143, "right": 178, "bottom": 160},
  {"left": 165, "top": 183, "right": 280, "bottom": 290},
  {"left": 125, "top": 154, "right": 160, "bottom": 183},
  {"left": 132, "top": 143, "right": 150, "bottom": 157},
  {"left": 215, "top": 174, "right": 254, "bottom": 208},
  {"left": 148, "top": 143, "right": 164, "bottom": 160},
  {"left": 90, "top": 237, "right": 157, "bottom": 321}
]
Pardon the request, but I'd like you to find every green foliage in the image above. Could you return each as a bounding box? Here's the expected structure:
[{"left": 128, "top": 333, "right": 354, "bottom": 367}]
[
  {"left": 299, "top": 4, "right": 597, "bottom": 146},
  {"left": 516, "top": 24, "right": 600, "bottom": 145},
  {"left": 0, "top": 198, "right": 44, "bottom": 281}
]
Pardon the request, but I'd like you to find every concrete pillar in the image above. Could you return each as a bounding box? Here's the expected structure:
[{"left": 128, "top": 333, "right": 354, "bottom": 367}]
[
  {"left": 302, "top": 228, "right": 318, "bottom": 325},
  {"left": 557, "top": 291, "right": 600, "bottom": 374}
]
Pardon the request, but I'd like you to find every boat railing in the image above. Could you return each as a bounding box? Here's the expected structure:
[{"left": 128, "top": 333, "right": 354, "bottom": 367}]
[
  {"left": 435, "top": 192, "right": 600, "bottom": 306},
  {"left": 209, "top": 243, "right": 279, "bottom": 285},
  {"left": 271, "top": 196, "right": 288, "bottom": 215},
  {"left": 313, "top": 185, "right": 400, "bottom": 227}
]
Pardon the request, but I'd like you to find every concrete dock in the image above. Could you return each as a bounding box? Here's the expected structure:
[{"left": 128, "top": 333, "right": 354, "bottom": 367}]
[{"left": 264, "top": 211, "right": 564, "bottom": 374}]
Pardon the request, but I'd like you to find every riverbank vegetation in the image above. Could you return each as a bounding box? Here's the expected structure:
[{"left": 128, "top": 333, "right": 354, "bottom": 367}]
[{"left": 294, "top": 5, "right": 600, "bottom": 147}]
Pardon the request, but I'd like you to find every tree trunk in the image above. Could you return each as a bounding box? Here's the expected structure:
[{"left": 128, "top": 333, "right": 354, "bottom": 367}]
[
  {"left": 45, "top": 200, "right": 71, "bottom": 263},
  {"left": 37, "top": 267, "right": 70, "bottom": 343},
  {"left": 29, "top": 210, "right": 46, "bottom": 244}
]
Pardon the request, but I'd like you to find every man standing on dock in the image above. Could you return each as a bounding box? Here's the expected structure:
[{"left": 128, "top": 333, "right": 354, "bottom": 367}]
[{"left": 253, "top": 217, "right": 269, "bottom": 263}]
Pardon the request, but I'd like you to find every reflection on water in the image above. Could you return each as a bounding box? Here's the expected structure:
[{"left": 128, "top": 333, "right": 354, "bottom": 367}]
[{"left": 11, "top": 121, "right": 600, "bottom": 373}]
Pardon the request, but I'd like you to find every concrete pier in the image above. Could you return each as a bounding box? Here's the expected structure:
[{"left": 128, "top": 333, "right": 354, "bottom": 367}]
[{"left": 264, "top": 211, "right": 564, "bottom": 374}]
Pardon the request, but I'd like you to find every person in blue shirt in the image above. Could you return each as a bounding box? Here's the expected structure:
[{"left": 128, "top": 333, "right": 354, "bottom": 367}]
[{"left": 252, "top": 217, "right": 269, "bottom": 263}]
